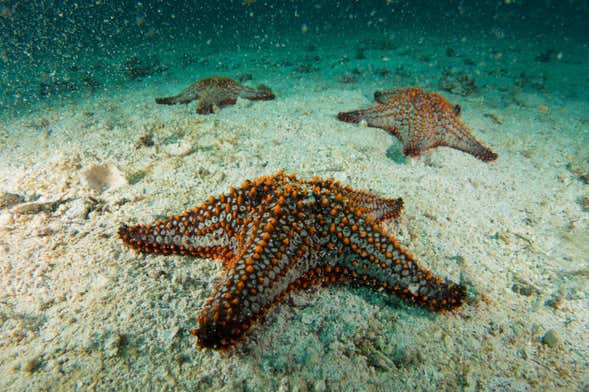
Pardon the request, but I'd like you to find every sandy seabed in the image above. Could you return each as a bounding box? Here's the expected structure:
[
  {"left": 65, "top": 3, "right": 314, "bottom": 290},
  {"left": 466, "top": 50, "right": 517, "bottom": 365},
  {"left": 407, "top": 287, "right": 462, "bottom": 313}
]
[{"left": 0, "top": 36, "right": 588, "bottom": 391}]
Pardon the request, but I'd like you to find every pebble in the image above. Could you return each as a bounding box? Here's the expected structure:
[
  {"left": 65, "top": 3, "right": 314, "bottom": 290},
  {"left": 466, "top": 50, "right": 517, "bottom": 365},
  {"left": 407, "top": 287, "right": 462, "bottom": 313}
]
[
  {"left": 64, "top": 198, "right": 96, "bottom": 220},
  {"left": 104, "top": 332, "right": 126, "bottom": 358},
  {"left": 278, "top": 377, "right": 289, "bottom": 392},
  {"left": 11, "top": 200, "right": 56, "bottom": 215},
  {"left": 313, "top": 380, "right": 326, "bottom": 392},
  {"left": 0, "top": 212, "right": 15, "bottom": 226},
  {"left": 0, "top": 192, "right": 25, "bottom": 209},
  {"left": 163, "top": 139, "right": 194, "bottom": 157},
  {"left": 542, "top": 329, "right": 560, "bottom": 348},
  {"left": 21, "top": 357, "right": 40, "bottom": 374}
]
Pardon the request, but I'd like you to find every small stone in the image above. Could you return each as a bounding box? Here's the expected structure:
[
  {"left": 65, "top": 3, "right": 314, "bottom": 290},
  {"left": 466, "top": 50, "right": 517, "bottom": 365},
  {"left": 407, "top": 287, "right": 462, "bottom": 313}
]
[
  {"left": 163, "top": 139, "right": 194, "bottom": 157},
  {"left": 104, "top": 332, "right": 127, "bottom": 357},
  {"left": 175, "top": 353, "right": 190, "bottom": 366},
  {"left": 291, "top": 295, "right": 311, "bottom": 307},
  {"left": 439, "top": 68, "right": 477, "bottom": 96},
  {"left": 579, "top": 195, "right": 589, "bottom": 212},
  {"left": 35, "top": 226, "right": 54, "bottom": 237},
  {"left": 511, "top": 276, "right": 538, "bottom": 297},
  {"left": 291, "top": 378, "right": 309, "bottom": 392},
  {"left": 168, "top": 326, "right": 180, "bottom": 342},
  {"left": 301, "top": 312, "right": 315, "bottom": 325},
  {"left": 64, "top": 197, "right": 97, "bottom": 220},
  {"left": 488, "top": 378, "right": 531, "bottom": 392},
  {"left": 149, "top": 269, "right": 167, "bottom": 280},
  {"left": 0, "top": 192, "right": 25, "bottom": 209},
  {"left": 22, "top": 357, "right": 41, "bottom": 374},
  {"left": 278, "top": 376, "right": 289, "bottom": 392},
  {"left": 512, "top": 282, "right": 533, "bottom": 297},
  {"left": 11, "top": 199, "right": 59, "bottom": 215},
  {"left": 313, "top": 380, "right": 326, "bottom": 392},
  {"left": 237, "top": 73, "right": 253, "bottom": 82},
  {"left": 0, "top": 212, "right": 15, "bottom": 226},
  {"left": 545, "top": 288, "right": 566, "bottom": 309},
  {"left": 337, "top": 74, "right": 357, "bottom": 84},
  {"left": 542, "top": 329, "right": 560, "bottom": 348},
  {"left": 135, "top": 133, "right": 155, "bottom": 148}
]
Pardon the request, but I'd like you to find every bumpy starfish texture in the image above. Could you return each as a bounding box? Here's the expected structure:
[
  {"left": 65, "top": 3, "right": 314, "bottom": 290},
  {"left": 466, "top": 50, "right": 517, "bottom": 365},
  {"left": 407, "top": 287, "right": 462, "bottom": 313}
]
[
  {"left": 338, "top": 87, "right": 497, "bottom": 161},
  {"left": 118, "top": 171, "right": 466, "bottom": 350},
  {"left": 155, "top": 76, "right": 275, "bottom": 114}
]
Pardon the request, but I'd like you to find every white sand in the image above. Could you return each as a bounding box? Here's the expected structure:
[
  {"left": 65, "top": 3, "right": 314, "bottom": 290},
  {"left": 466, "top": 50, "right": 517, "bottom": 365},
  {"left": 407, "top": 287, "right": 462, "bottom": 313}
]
[{"left": 0, "top": 35, "right": 588, "bottom": 391}]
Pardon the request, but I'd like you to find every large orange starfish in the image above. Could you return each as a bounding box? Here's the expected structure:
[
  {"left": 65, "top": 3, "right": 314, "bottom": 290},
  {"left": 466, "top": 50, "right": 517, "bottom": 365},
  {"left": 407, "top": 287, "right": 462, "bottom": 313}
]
[
  {"left": 155, "top": 76, "right": 275, "bottom": 114},
  {"left": 338, "top": 87, "right": 497, "bottom": 162},
  {"left": 119, "top": 171, "right": 466, "bottom": 350}
]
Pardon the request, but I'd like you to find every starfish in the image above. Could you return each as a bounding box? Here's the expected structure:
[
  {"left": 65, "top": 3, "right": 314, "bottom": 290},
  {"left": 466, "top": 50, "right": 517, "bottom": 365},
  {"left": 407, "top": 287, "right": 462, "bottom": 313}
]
[
  {"left": 155, "top": 76, "right": 275, "bottom": 114},
  {"left": 337, "top": 87, "right": 497, "bottom": 162},
  {"left": 118, "top": 171, "right": 466, "bottom": 350}
]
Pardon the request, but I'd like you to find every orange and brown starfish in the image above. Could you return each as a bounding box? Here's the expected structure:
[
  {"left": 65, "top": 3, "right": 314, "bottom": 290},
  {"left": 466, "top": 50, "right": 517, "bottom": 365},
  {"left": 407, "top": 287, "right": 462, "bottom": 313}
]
[
  {"left": 338, "top": 87, "right": 497, "bottom": 162},
  {"left": 155, "top": 76, "right": 275, "bottom": 114},
  {"left": 119, "top": 171, "right": 466, "bottom": 350}
]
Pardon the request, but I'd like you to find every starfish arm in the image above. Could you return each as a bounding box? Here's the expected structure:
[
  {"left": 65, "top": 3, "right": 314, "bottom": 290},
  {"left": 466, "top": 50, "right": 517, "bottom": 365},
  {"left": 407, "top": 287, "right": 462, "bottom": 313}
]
[
  {"left": 307, "top": 177, "right": 404, "bottom": 224},
  {"left": 437, "top": 121, "right": 498, "bottom": 162},
  {"left": 339, "top": 187, "right": 404, "bottom": 224},
  {"left": 238, "top": 84, "right": 276, "bottom": 101},
  {"left": 118, "top": 189, "right": 256, "bottom": 262},
  {"left": 408, "top": 92, "right": 497, "bottom": 160},
  {"left": 155, "top": 82, "right": 200, "bottom": 105},
  {"left": 337, "top": 104, "right": 406, "bottom": 141},
  {"left": 329, "top": 210, "right": 466, "bottom": 311},
  {"left": 337, "top": 104, "right": 387, "bottom": 125},
  {"left": 194, "top": 208, "right": 324, "bottom": 349},
  {"left": 308, "top": 180, "right": 464, "bottom": 311}
]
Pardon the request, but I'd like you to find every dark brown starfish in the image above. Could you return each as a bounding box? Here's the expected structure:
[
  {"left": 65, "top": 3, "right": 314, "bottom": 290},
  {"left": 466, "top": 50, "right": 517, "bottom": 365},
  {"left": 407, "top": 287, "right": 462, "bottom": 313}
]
[
  {"left": 155, "top": 76, "right": 275, "bottom": 114},
  {"left": 119, "top": 171, "right": 466, "bottom": 350},
  {"left": 338, "top": 87, "right": 497, "bottom": 161}
]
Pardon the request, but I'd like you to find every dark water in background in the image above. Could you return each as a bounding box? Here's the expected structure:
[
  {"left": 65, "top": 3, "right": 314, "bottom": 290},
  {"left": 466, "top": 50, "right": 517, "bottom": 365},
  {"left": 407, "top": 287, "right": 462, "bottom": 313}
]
[{"left": 1, "top": 0, "right": 588, "bottom": 114}]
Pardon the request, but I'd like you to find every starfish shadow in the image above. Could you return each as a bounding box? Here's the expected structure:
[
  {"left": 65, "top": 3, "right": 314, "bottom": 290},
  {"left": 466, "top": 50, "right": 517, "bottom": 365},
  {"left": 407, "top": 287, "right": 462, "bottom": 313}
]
[
  {"left": 385, "top": 143, "right": 409, "bottom": 164},
  {"left": 352, "top": 286, "right": 438, "bottom": 319}
]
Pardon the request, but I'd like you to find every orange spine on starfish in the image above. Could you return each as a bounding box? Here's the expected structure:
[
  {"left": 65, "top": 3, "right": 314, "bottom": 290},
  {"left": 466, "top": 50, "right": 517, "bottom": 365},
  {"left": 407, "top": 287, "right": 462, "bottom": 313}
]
[
  {"left": 119, "top": 171, "right": 466, "bottom": 350},
  {"left": 338, "top": 87, "right": 497, "bottom": 162}
]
